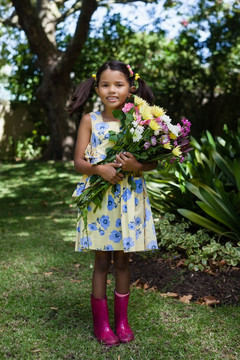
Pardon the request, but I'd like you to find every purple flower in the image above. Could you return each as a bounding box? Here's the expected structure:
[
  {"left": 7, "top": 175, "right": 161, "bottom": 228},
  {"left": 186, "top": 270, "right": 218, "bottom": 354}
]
[
  {"left": 160, "top": 135, "right": 169, "bottom": 145},
  {"left": 144, "top": 141, "right": 151, "bottom": 150},
  {"left": 151, "top": 136, "right": 157, "bottom": 146}
]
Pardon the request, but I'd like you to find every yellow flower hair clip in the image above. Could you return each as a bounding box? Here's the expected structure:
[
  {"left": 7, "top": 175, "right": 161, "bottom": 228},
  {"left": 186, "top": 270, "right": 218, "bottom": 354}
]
[
  {"left": 92, "top": 74, "right": 97, "bottom": 81},
  {"left": 135, "top": 73, "right": 140, "bottom": 81}
]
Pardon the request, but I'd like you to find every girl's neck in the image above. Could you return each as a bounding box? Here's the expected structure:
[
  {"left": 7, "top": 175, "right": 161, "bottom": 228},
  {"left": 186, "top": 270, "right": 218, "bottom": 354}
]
[{"left": 102, "top": 108, "right": 119, "bottom": 122}]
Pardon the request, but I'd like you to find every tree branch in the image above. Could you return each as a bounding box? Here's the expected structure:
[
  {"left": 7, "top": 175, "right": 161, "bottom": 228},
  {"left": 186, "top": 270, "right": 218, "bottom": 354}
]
[
  {"left": 11, "top": 0, "right": 58, "bottom": 69},
  {"left": 60, "top": 0, "right": 98, "bottom": 73}
]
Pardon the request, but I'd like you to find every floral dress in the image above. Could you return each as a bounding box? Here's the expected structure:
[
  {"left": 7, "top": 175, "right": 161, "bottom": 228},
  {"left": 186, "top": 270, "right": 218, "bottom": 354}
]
[{"left": 73, "top": 111, "right": 158, "bottom": 252}]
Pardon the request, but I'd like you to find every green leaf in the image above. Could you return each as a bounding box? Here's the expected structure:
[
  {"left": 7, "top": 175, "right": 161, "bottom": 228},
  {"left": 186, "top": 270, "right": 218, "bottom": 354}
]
[
  {"left": 206, "top": 130, "right": 216, "bottom": 149},
  {"left": 112, "top": 109, "right": 125, "bottom": 120},
  {"left": 212, "top": 151, "right": 235, "bottom": 185},
  {"left": 233, "top": 158, "right": 240, "bottom": 191},
  {"left": 199, "top": 187, "right": 240, "bottom": 231},
  {"left": 177, "top": 208, "right": 233, "bottom": 237}
]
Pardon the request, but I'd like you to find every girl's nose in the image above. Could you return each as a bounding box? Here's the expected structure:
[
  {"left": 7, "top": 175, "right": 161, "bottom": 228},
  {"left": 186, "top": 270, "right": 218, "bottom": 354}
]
[{"left": 108, "top": 85, "right": 116, "bottom": 93}]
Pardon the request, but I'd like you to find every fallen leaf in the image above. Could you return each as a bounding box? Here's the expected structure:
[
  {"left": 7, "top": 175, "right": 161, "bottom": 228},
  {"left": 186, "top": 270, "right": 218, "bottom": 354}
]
[
  {"left": 203, "top": 296, "right": 220, "bottom": 306},
  {"left": 160, "top": 292, "right": 179, "bottom": 298},
  {"left": 70, "top": 279, "right": 81, "bottom": 283},
  {"left": 44, "top": 272, "right": 53, "bottom": 276},
  {"left": 148, "top": 286, "right": 157, "bottom": 292},
  {"left": 107, "top": 279, "right": 112, "bottom": 285},
  {"left": 74, "top": 264, "right": 81, "bottom": 268},
  {"left": 143, "top": 282, "right": 150, "bottom": 290},
  {"left": 32, "top": 349, "right": 42, "bottom": 353},
  {"left": 197, "top": 296, "right": 220, "bottom": 306},
  {"left": 176, "top": 259, "right": 185, "bottom": 267},
  {"left": 218, "top": 260, "right": 227, "bottom": 267},
  {"left": 179, "top": 295, "right": 192, "bottom": 304},
  {"left": 130, "top": 278, "right": 141, "bottom": 288},
  {"left": 50, "top": 307, "right": 58, "bottom": 310}
]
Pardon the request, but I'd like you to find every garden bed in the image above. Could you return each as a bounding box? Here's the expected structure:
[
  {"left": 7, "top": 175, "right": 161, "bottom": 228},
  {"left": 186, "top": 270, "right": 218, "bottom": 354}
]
[{"left": 127, "top": 253, "right": 240, "bottom": 305}]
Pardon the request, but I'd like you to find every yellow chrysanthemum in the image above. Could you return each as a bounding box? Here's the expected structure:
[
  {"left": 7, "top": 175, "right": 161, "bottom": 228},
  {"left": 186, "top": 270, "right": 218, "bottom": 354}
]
[
  {"left": 169, "top": 133, "right": 177, "bottom": 139},
  {"left": 151, "top": 105, "right": 165, "bottom": 118},
  {"left": 140, "top": 102, "right": 153, "bottom": 120},
  {"left": 163, "top": 142, "right": 172, "bottom": 150},
  {"left": 172, "top": 146, "right": 182, "bottom": 157},
  {"left": 149, "top": 119, "right": 160, "bottom": 131},
  {"left": 134, "top": 95, "right": 146, "bottom": 106}
]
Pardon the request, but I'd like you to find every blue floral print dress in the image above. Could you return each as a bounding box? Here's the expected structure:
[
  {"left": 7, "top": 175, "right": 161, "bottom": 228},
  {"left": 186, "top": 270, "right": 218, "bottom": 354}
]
[{"left": 73, "top": 111, "right": 158, "bottom": 252}]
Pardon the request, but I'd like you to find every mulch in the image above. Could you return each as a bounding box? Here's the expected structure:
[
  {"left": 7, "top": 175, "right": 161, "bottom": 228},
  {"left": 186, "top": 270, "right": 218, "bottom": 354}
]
[{"left": 125, "top": 253, "right": 240, "bottom": 305}]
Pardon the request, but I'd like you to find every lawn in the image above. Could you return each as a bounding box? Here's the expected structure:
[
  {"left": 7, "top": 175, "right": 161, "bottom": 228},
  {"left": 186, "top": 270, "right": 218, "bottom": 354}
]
[{"left": 0, "top": 161, "right": 239, "bottom": 360}]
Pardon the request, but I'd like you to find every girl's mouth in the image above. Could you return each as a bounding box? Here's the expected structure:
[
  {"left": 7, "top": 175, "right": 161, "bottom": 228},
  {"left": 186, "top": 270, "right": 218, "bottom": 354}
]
[{"left": 107, "top": 97, "right": 118, "bottom": 101}]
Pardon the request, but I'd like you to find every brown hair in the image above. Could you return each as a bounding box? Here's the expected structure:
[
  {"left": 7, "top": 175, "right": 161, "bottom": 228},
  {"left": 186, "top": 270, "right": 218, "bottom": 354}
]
[{"left": 68, "top": 60, "right": 154, "bottom": 115}]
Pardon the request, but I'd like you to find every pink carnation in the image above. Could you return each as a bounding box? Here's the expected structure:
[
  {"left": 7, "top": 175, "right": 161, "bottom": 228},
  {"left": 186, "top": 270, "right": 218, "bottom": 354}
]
[
  {"left": 140, "top": 119, "right": 151, "bottom": 126},
  {"left": 122, "top": 103, "right": 134, "bottom": 113}
]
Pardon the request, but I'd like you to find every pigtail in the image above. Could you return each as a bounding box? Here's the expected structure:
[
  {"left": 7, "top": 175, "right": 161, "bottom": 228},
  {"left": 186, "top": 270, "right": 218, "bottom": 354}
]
[
  {"left": 68, "top": 77, "right": 95, "bottom": 116},
  {"left": 135, "top": 77, "right": 154, "bottom": 106}
]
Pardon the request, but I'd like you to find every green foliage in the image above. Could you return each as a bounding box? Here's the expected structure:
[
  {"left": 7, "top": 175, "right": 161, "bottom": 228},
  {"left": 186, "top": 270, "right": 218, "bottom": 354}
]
[
  {"left": 155, "top": 213, "right": 240, "bottom": 271},
  {"left": 15, "top": 132, "right": 49, "bottom": 160},
  {"left": 147, "top": 124, "right": 240, "bottom": 241}
]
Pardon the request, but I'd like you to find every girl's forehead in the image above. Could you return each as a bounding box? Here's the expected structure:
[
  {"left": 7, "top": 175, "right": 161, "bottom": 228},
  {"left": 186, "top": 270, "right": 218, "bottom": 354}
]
[{"left": 99, "top": 69, "right": 127, "bottom": 82}]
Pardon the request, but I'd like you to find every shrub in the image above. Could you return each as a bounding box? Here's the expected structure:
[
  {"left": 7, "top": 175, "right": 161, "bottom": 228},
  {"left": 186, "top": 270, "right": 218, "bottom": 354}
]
[{"left": 155, "top": 213, "right": 240, "bottom": 271}]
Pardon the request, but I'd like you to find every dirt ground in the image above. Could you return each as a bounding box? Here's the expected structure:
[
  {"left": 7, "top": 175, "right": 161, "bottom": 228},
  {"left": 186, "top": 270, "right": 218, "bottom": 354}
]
[{"left": 126, "top": 253, "right": 240, "bottom": 305}]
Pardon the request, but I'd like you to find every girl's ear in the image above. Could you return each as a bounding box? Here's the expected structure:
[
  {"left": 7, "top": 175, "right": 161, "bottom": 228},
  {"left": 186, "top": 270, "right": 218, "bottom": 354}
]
[
  {"left": 128, "top": 86, "right": 136, "bottom": 97},
  {"left": 95, "top": 87, "right": 99, "bottom": 95}
]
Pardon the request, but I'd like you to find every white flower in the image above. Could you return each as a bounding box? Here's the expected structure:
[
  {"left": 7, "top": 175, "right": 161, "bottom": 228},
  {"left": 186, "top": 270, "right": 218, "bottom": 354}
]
[
  {"left": 130, "top": 127, "right": 135, "bottom": 134},
  {"left": 168, "top": 123, "right": 179, "bottom": 137},
  {"left": 161, "top": 115, "right": 172, "bottom": 126},
  {"left": 132, "top": 132, "right": 142, "bottom": 142},
  {"left": 154, "top": 129, "right": 160, "bottom": 136},
  {"left": 132, "top": 120, "right": 139, "bottom": 127},
  {"left": 135, "top": 125, "right": 144, "bottom": 135}
]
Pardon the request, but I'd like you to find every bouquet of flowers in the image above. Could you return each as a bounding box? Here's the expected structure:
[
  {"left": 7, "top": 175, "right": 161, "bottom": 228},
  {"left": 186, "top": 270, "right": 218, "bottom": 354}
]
[{"left": 74, "top": 95, "right": 192, "bottom": 228}]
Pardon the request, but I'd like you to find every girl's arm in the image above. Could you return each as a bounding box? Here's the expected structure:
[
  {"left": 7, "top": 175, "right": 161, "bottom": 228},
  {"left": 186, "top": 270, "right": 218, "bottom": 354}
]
[
  {"left": 74, "top": 114, "right": 124, "bottom": 184},
  {"left": 115, "top": 152, "right": 158, "bottom": 172}
]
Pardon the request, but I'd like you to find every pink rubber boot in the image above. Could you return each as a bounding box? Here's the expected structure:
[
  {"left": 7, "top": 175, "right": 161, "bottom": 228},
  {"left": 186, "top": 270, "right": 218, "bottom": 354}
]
[
  {"left": 91, "top": 295, "right": 119, "bottom": 346},
  {"left": 114, "top": 290, "right": 134, "bottom": 343}
]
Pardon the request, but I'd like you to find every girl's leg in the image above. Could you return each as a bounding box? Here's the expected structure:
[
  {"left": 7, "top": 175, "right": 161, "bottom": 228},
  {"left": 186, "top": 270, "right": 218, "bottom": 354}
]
[
  {"left": 113, "top": 251, "right": 130, "bottom": 294},
  {"left": 113, "top": 251, "right": 134, "bottom": 343},
  {"left": 92, "top": 250, "right": 112, "bottom": 299},
  {"left": 91, "top": 251, "right": 119, "bottom": 346}
]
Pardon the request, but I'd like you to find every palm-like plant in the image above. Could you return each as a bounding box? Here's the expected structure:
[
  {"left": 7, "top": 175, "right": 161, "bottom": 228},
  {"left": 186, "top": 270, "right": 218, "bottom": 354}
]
[{"left": 146, "top": 123, "right": 240, "bottom": 242}]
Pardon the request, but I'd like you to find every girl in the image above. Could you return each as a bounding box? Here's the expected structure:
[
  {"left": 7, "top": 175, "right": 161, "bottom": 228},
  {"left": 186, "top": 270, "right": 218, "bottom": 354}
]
[{"left": 69, "top": 60, "right": 158, "bottom": 346}]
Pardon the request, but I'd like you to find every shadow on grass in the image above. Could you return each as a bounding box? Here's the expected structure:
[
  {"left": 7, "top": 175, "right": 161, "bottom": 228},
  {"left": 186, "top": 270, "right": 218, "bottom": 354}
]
[{"left": 0, "top": 161, "right": 80, "bottom": 262}]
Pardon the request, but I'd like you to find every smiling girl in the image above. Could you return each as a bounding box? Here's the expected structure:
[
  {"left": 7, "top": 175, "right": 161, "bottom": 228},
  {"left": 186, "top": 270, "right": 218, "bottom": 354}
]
[{"left": 69, "top": 60, "right": 158, "bottom": 346}]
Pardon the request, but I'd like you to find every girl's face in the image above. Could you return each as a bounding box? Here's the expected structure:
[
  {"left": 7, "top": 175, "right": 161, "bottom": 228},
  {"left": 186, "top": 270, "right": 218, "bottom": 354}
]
[{"left": 95, "top": 69, "right": 134, "bottom": 112}]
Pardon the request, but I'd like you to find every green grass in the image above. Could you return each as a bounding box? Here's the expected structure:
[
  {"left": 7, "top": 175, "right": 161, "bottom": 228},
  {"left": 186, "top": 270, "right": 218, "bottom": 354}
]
[{"left": 0, "top": 161, "right": 240, "bottom": 360}]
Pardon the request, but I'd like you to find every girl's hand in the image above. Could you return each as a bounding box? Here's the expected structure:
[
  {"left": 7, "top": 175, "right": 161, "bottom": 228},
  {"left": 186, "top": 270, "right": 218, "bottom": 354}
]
[
  {"left": 115, "top": 152, "right": 141, "bottom": 172},
  {"left": 96, "top": 163, "right": 124, "bottom": 184}
]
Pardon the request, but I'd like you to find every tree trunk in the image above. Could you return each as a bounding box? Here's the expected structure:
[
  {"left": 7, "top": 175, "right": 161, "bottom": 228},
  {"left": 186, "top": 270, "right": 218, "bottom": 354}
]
[{"left": 37, "top": 73, "right": 76, "bottom": 160}]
